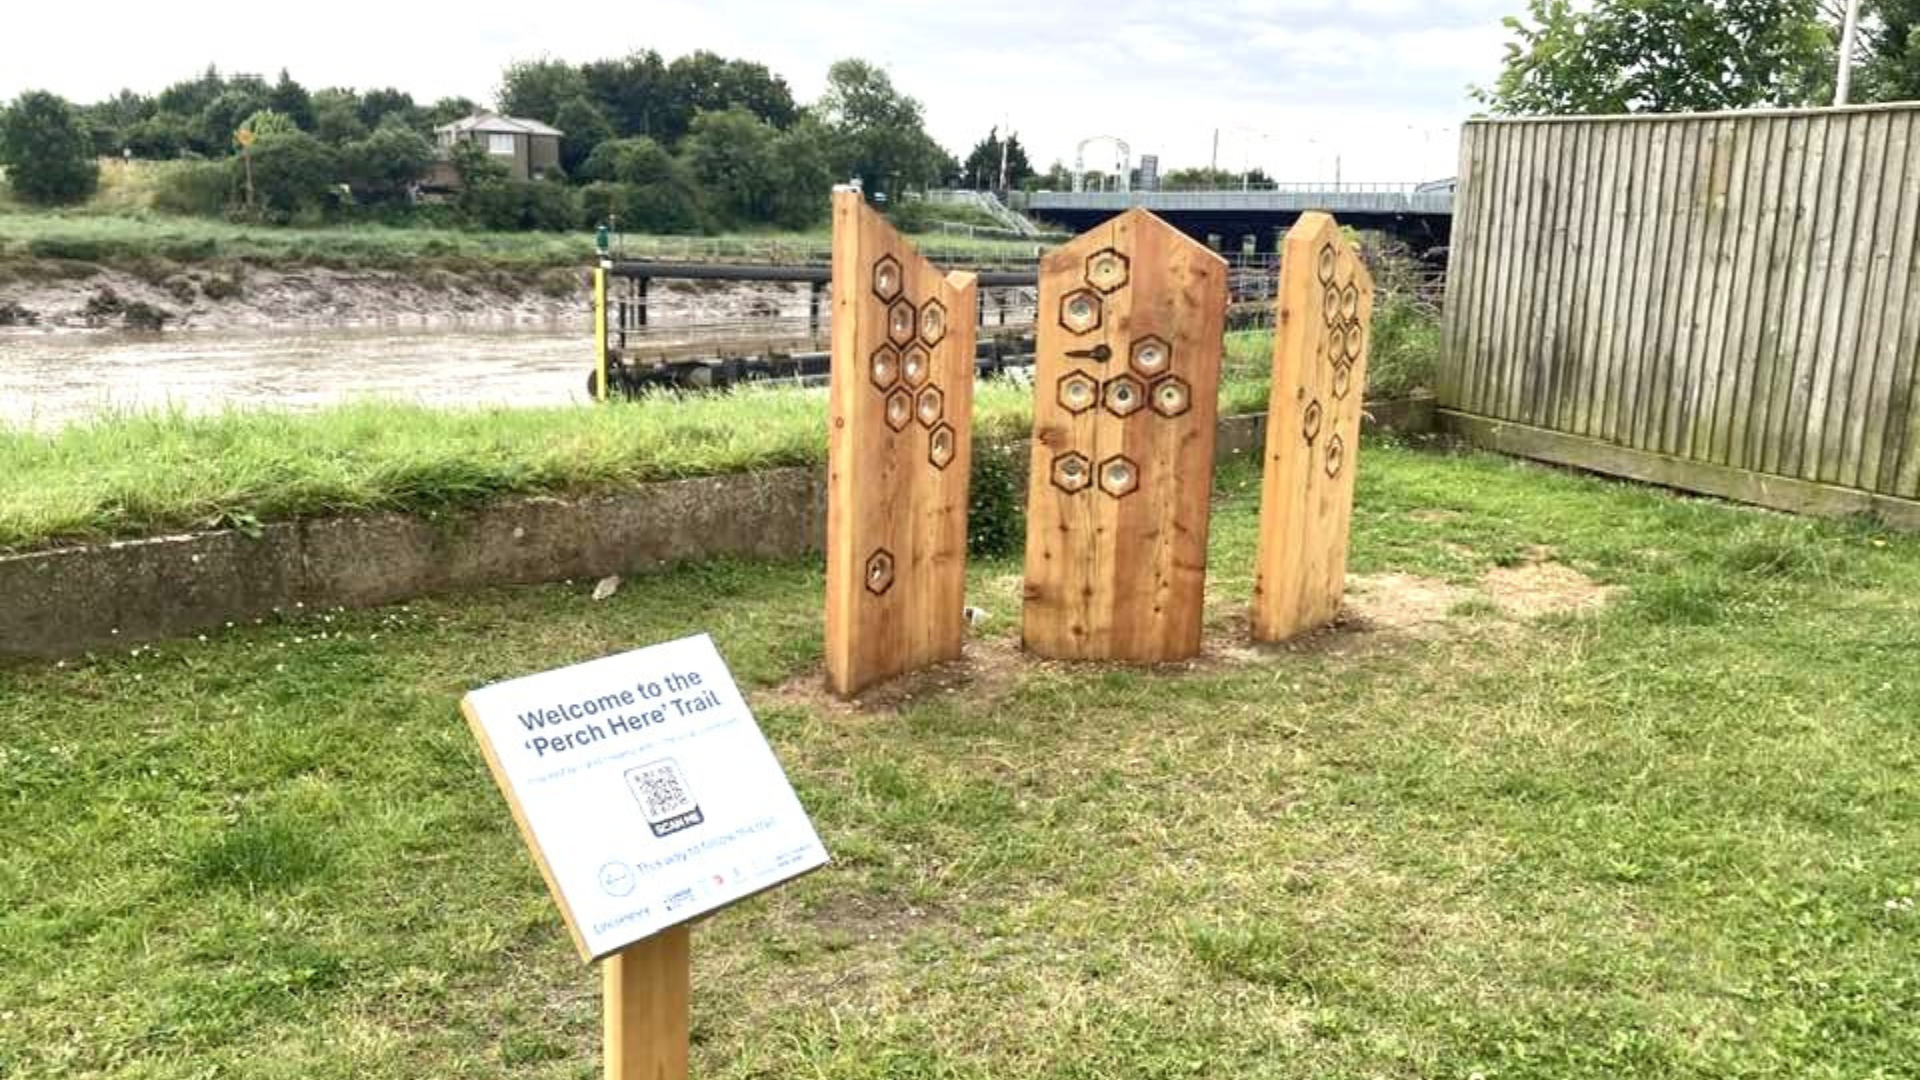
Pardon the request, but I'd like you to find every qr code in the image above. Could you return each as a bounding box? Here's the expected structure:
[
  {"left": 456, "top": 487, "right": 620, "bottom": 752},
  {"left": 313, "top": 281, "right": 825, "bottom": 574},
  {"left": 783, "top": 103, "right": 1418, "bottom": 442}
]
[{"left": 625, "top": 759, "right": 704, "bottom": 837}]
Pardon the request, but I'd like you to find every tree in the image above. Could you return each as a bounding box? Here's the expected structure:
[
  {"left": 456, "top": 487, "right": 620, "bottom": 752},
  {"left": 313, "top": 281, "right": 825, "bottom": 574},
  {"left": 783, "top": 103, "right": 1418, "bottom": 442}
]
[
  {"left": 583, "top": 51, "right": 669, "bottom": 138},
  {"left": 246, "top": 129, "right": 337, "bottom": 219},
  {"left": 358, "top": 88, "right": 419, "bottom": 133},
  {"left": 1861, "top": 0, "right": 1920, "bottom": 99},
  {"left": 157, "top": 66, "right": 227, "bottom": 120},
  {"left": 581, "top": 136, "right": 679, "bottom": 185},
  {"left": 310, "top": 89, "right": 367, "bottom": 144},
  {"left": 554, "top": 96, "right": 613, "bottom": 175},
  {"left": 425, "top": 96, "right": 481, "bottom": 128},
  {"left": 197, "top": 86, "right": 270, "bottom": 154},
  {"left": 1475, "top": 0, "right": 1833, "bottom": 113},
  {"left": 240, "top": 109, "right": 300, "bottom": 142},
  {"left": 962, "top": 127, "right": 1032, "bottom": 190},
  {"left": 680, "top": 107, "right": 780, "bottom": 227},
  {"left": 340, "top": 124, "right": 433, "bottom": 204},
  {"left": 267, "top": 69, "right": 313, "bottom": 131},
  {"left": 660, "top": 51, "right": 797, "bottom": 142},
  {"left": 812, "top": 59, "right": 952, "bottom": 197},
  {"left": 125, "top": 113, "right": 193, "bottom": 159},
  {"left": 498, "top": 58, "right": 588, "bottom": 124},
  {"left": 1, "top": 91, "right": 100, "bottom": 205}
]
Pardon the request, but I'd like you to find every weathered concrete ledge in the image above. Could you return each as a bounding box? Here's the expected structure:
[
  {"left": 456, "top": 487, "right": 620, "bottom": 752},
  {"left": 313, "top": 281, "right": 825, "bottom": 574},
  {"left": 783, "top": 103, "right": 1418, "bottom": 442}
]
[{"left": 1, "top": 397, "right": 1434, "bottom": 660}]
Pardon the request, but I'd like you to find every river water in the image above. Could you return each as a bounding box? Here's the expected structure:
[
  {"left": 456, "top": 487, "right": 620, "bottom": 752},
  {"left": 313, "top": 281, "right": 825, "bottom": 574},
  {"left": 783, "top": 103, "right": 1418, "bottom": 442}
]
[{"left": 0, "top": 323, "right": 592, "bottom": 429}]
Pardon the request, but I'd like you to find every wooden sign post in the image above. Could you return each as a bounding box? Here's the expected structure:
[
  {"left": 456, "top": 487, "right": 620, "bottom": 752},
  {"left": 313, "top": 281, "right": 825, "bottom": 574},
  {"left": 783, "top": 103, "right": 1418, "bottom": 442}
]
[
  {"left": 1253, "top": 211, "right": 1374, "bottom": 640},
  {"left": 1022, "top": 208, "right": 1228, "bottom": 661},
  {"left": 462, "top": 634, "right": 831, "bottom": 1079},
  {"left": 825, "top": 188, "right": 980, "bottom": 696}
]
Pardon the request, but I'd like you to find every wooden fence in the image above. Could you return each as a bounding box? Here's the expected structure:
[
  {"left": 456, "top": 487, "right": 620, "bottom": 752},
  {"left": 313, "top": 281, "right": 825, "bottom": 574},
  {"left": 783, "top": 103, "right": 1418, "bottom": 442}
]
[{"left": 1439, "top": 104, "right": 1920, "bottom": 528}]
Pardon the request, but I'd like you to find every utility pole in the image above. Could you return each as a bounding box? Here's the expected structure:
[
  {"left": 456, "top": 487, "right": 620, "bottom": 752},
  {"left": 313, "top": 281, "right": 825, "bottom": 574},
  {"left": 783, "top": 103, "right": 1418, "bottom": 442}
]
[
  {"left": 1835, "top": 0, "right": 1863, "bottom": 105},
  {"left": 1210, "top": 128, "right": 1219, "bottom": 173},
  {"left": 998, "top": 124, "right": 1011, "bottom": 193}
]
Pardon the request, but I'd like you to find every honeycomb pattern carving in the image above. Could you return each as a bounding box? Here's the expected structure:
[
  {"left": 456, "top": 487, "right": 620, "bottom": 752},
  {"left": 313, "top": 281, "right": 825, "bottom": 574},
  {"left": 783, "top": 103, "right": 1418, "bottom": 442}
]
[
  {"left": 1150, "top": 376, "right": 1191, "bottom": 418},
  {"left": 915, "top": 386, "right": 944, "bottom": 428},
  {"left": 902, "top": 345, "right": 931, "bottom": 388},
  {"left": 884, "top": 388, "right": 913, "bottom": 431},
  {"left": 1084, "top": 247, "right": 1130, "bottom": 294},
  {"left": 888, "top": 299, "right": 917, "bottom": 346},
  {"left": 1097, "top": 455, "right": 1140, "bottom": 498},
  {"left": 928, "top": 423, "right": 955, "bottom": 469},
  {"left": 919, "top": 300, "right": 947, "bottom": 346},
  {"left": 1103, "top": 374, "right": 1146, "bottom": 418},
  {"left": 1130, "top": 335, "right": 1171, "bottom": 378},
  {"left": 1058, "top": 372, "right": 1098, "bottom": 414},
  {"left": 1060, "top": 289, "right": 1102, "bottom": 335},
  {"left": 1302, "top": 398, "right": 1324, "bottom": 444},
  {"left": 1051, "top": 452, "right": 1091, "bottom": 494},
  {"left": 1325, "top": 433, "right": 1346, "bottom": 478},
  {"left": 865, "top": 548, "right": 895, "bottom": 595},
  {"left": 872, "top": 256, "right": 903, "bottom": 302},
  {"left": 870, "top": 346, "right": 900, "bottom": 390}
]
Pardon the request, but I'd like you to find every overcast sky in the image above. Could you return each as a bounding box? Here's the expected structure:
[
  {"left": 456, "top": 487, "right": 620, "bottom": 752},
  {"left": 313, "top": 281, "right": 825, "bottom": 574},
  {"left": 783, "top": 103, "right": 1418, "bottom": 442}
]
[{"left": 0, "top": 0, "right": 1515, "bottom": 182}]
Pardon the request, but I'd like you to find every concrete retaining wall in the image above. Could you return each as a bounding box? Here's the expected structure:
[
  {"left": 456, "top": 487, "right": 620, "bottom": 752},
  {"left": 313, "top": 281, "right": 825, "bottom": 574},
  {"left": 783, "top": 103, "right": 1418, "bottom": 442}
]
[{"left": 1, "top": 398, "right": 1434, "bottom": 660}]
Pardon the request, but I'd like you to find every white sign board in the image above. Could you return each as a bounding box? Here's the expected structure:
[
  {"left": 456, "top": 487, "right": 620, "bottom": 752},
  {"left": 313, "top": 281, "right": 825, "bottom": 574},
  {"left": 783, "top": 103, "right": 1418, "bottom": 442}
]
[{"left": 461, "top": 633, "right": 829, "bottom": 961}]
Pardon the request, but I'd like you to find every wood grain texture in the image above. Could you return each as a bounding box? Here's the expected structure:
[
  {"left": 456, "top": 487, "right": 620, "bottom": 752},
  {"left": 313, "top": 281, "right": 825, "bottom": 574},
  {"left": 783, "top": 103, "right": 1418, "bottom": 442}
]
[
  {"left": 825, "top": 190, "right": 978, "bottom": 696},
  {"left": 603, "top": 926, "right": 690, "bottom": 1080},
  {"left": 1437, "top": 105, "right": 1920, "bottom": 516},
  {"left": 1021, "top": 208, "right": 1227, "bottom": 662},
  {"left": 1252, "top": 212, "right": 1375, "bottom": 641}
]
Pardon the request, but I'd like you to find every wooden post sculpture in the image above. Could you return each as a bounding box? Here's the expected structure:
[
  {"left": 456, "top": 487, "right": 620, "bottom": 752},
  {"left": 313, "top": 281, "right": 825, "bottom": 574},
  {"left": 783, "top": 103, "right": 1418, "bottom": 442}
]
[
  {"left": 1022, "top": 209, "right": 1228, "bottom": 661},
  {"left": 825, "top": 188, "right": 979, "bottom": 696},
  {"left": 1252, "top": 211, "right": 1374, "bottom": 640}
]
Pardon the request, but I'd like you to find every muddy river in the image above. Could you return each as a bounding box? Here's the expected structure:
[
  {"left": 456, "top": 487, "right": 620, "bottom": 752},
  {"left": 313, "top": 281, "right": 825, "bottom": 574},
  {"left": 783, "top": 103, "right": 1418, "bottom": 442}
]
[{"left": 0, "top": 322, "right": 596, "bottom": 429}]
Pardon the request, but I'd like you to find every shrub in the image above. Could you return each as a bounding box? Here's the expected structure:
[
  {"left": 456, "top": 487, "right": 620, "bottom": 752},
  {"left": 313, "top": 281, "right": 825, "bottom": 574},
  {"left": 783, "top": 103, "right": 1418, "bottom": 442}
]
[
  {"left": 339, "top": 124, "right": 434, "bottom": 205},
  {"left": 0, "top": 90, "right": 100, "bottom": 205},
  {"left": 151, "top": 159, "right": 234, "bottom": 217},
  {"left": 246, "top": 130, "right": 339, "bottom": 220},
  {"left": 462, "top": 179, "right": 579, "bottom": 232}
]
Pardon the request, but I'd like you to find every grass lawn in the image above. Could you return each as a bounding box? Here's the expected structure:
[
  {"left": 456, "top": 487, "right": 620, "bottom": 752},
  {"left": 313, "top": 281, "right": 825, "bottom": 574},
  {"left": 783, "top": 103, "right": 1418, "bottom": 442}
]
[
  {"left": 0, "top": 316, "right": 1447, "bottom": 555},
  {"left": 0, "top": 207, "right": 1043, "bottom": 274},
  {"left": 2, "top": 443, "right": 1916, "bottom": 1078}
]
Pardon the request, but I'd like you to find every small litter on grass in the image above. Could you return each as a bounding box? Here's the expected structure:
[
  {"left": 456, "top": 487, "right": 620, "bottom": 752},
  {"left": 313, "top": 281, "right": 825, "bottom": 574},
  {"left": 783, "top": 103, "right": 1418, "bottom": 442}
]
[{"left": 591, "top": 575, "right": 622, "bottom": 602}]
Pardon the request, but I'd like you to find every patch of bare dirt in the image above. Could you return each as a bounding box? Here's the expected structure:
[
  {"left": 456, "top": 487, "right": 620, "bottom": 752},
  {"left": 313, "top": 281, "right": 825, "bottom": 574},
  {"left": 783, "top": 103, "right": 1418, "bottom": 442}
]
[
  {"left": 1343, "top": 571, "right": 1475, "bottom": 634},
  {"left": 1481, "top": 560, "right": 1618, "bottom": 619},
  {"left": 759, "top": 635, "right": 1032, "bottom": 718}
]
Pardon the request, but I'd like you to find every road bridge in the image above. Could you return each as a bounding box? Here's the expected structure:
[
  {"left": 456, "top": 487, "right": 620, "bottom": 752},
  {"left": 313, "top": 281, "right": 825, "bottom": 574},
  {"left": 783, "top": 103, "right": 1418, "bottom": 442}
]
[{"left": 1024, "top": 184, "right": 1454, "bottom": 253}]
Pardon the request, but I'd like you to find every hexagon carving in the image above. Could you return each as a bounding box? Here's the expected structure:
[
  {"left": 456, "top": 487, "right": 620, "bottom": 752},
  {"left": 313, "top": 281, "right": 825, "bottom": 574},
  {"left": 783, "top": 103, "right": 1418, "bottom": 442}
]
[
  {"left": 1057, "top": 372, "right": 1098, "bottom": 414},
  {"left": 919, "top": 300, "right": 948, "bottom": 346},
  {"left": 928, "top": 423, "right": 956, "bottom": 470},
  {"left": 884, "top": 388, "right": 913, "bottom": 431},
  {"left": 1332, "top": 360, "right": 1353, "bottom": 400},
  {"left": 1097, "top": 455, "right": 1140, "bottom": 499},
  {"left": 1103, "top": 375, "right": 1146, "bottom": 418},
  {"left": 1316, "top": 243, "right": 1337, "bottom": 285},
  {"left": 1302, "top": 398, "right": 1324, "bottom": 443},
  {"left": 915, "top": 385, "right": 944, "bottom": 428},
  {"left": 1051, "top": 452, "right": 1091, "bottom": 494},
  {"left": 902, "top": 345, "right": 931, "bottom": 388},
  {"left": 888, "top": 299, "right": 917, "bottom": 346},
  {"left": 1340, "top": 283, "right": 1360, "bottom": 322},
  {"left": 869, "top": 345, "right": 900, "bottom": 391},
  {"left": 1129, "top": 335, "right": 1172, "bottom": 378},
  {"left": 1084, "top": 247, "right": 1130, "bottom": 294},
  {"left": 865, "top": 548, "right": 895, "bottom": 595},
  {"left": 1325, "top": 433, "right": 1346, "bottom": 478},
  {"left": 1059, "top": 289, "right": 1102, "bottom": 335},
  {"left": 1150, "top": 375, "right": 1191, "bottom": 418},
  {"left": 872, "top": 256, "right": 903, "bottom": 302},
  {"left": 1323, "top": 285, "right": 1342, "bottom": 326},
  {"left": 1344, "top": 322, "right": 1365, "bottom": 362}
]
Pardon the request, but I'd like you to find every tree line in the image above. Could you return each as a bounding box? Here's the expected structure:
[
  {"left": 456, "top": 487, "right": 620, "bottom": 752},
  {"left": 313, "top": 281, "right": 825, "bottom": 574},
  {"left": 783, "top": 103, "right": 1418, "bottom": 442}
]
[{"left": 0, "top": 51, "right": 1029, "bottom": 234}]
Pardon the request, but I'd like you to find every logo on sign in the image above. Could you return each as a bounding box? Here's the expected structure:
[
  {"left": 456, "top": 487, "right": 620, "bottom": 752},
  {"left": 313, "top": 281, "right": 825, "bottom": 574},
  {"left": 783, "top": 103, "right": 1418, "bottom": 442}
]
[{"left": 625, "top": 758, "right": 705, "bottom": 837}]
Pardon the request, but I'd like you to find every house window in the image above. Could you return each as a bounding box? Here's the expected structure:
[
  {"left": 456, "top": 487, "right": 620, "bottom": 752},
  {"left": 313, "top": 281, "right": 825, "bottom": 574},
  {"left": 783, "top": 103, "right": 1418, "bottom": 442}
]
[{"left": 486, "top": 133, "right": 515, "bottom": 156}]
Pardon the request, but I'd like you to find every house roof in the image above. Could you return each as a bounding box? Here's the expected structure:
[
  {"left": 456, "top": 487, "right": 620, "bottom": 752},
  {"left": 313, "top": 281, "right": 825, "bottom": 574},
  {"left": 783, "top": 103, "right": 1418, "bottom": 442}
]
[{"left": 436, "top": 111, "right": 564, "bottom": 138}]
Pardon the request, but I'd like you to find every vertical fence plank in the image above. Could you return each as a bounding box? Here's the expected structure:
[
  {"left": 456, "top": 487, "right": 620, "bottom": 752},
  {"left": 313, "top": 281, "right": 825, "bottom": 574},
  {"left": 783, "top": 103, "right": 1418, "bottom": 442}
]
[
  {"left": 1873, "top": 114, "right": 1920, "bottom": 494},
  {"left": 824, "top": 190, "right": 977, "bottom": 697},
  {"left": 1726, "top": 117, "right": 1788, "bottom": 471},
  {"left": 1834, "top": 112, "right": 1897, "bottom": 488},
  {"left": 1694, "top": 118, "right": 1744, "bottom": 464}
]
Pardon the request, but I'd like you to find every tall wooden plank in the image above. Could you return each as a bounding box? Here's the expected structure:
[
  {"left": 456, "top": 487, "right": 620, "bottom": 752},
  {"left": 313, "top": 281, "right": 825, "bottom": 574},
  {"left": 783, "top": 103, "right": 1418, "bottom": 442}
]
[
  {"left": 1546, "top": 120, "right": 1596, "bottom": 433},
  {"left": 1576, "top": 122, "right": 1624, "bottom": 438},
  {"left": 1635, "top": 121, "right": 1688, "bottom": 452},
  {"left": 1704, "top": 117, "right": 1751, "bottom": 463},
  {"left": 1473, "top": 123, "right": 1526, "bottom": 417},
  {"left": 1889, "top": 117, "right": 1920, "bottom": 496},
  {"left": 1832, "top": 112, "right": 1894, "bottom": 488},
  {"left": 1660, "top": 120, "right": 1710, "bottom": 458},
  {"left": 1253, "top": 213, "right": 1374, "bottom": 641},
  {"left": 1022, "top": 209, "right": 1226, "bottom": 662},
  {"left": 1757, "top": 116, "right": 1818, "bottom": 476},
  {"left": 1608, "top": 122, "right": 1658, "bottom": 445},
  {"left": 1873, "top": 114, "right": 1920, "bottom": 493},
  {"left": 1516, "top": 122, "right": 1565, "bottom": 425},
  {"left": 1726, "top": 117, "right": 1788, "bottom": 470},
  {"left": 1438, "top": 125, "right": 1481, "bottom": 409},
  {"left": 1789, "top": 115, "right": 1850, "bottom": 479},
  {"left": 825, "top": 190, "right": 978, "bottom": 697},
  {"left": 1770, "top": 114, "right": 1834, "bottom": 477}
]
